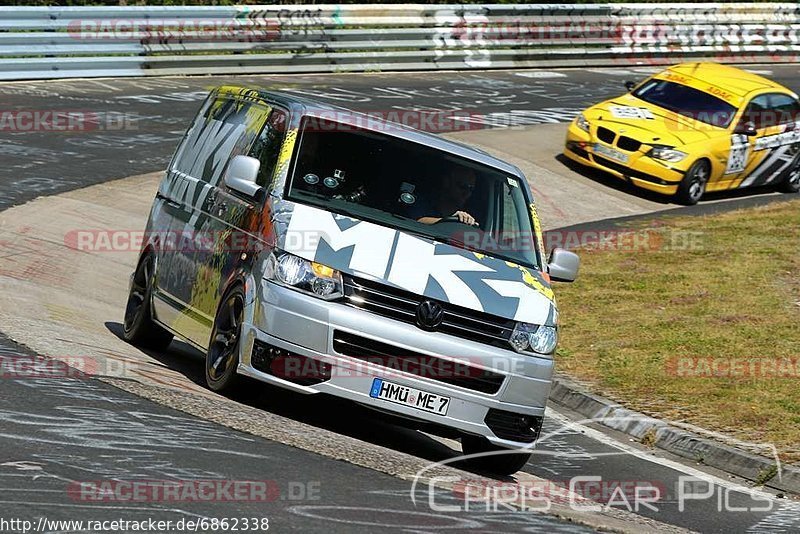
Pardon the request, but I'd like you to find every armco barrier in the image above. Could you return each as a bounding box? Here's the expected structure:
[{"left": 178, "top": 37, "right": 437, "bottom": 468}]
[{"left": 1, "top": 3, "right": 800, "bottom": 80}]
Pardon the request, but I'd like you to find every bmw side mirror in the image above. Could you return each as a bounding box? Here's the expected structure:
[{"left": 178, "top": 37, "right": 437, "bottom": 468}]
[
  {"left": 224, "top": 155, "right": 262, "bottom": 198},
  {"left": 734, "top": 121, "right": 757, "bottom": 137},
  {"left": 624, "top": 80, "right": 636, "bottom": 92},
  {"left": 547, "top": 248, "right": 580, "bottom": 282}
]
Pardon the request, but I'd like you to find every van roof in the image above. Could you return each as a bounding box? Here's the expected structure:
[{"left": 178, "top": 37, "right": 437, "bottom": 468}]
[{"left": 214, "top": 85, "right": 525, "bottom": 179}]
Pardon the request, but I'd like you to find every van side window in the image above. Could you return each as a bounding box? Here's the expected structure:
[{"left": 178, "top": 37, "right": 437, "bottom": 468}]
[
  {"left": 172, "top": 96, "right": 270, "bottom": 186},
  {"left": 250, "top": 109, "right": 288, "bottom": 187}
]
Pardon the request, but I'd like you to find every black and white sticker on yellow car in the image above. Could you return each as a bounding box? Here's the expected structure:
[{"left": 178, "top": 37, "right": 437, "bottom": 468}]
[
  {"left": 609, "top": 105, "right": 654, "bottom": 120},
  {"left": 727, "top": 123, "right": 800, "bottom": 185},
  {"left": 725, "top": 133, "right": 750, "bottom": 174}
]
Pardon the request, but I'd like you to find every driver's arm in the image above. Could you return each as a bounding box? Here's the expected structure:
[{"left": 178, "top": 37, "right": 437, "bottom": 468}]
[{"left": 417, "top": 211, "right": 478, "bottom": 226}]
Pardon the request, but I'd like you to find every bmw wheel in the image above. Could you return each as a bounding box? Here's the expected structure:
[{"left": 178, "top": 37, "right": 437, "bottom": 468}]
[
  {"left": 123, "top": 252, "right": 173, "bottom": 350},
  {"left": 676, "top": 160, "right": 710, "bottom": 206},
  {"left": 779, "top": 163, "right": 800, "bottom": 193},
  {"left": 206, "top": 287, "right": 245, "bottom": 392}
]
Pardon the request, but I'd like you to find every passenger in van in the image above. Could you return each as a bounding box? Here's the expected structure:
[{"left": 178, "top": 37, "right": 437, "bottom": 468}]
[{"left": 414, "top": 168, "right": 480, "bottom": 226}]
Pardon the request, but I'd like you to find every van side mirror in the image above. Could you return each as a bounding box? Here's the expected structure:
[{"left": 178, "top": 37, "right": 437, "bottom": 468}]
[
  {"left": 224, "top": 155, "right": 262, "bottom": 198},
  {"left": 734, "top": 121, "right": 757, "bottom": 137},
  {"left": 547, "top": 248, "right": 579, "bottom": 282},
  {"left": 624, "top": 80, "right": 636, "bottom": 92}
]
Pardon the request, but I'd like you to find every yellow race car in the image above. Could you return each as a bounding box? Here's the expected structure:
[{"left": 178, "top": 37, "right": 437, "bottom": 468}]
[{"left": 564, "top": 62, "right": 800, "bottom": 204}]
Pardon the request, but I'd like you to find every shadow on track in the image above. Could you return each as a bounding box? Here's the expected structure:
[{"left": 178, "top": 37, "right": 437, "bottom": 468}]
[
  {"left": 555, "top": 153, "right": 786, "bottom": 205},
  {"left": 104, "top": 321, "right": 509, "bottom": 478}
]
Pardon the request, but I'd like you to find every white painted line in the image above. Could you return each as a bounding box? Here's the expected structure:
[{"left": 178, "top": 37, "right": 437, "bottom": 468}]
[
  {"left": 515, "top": 71, "right": 568, "bottom": 79},
  {"left": 425, "top": 434, "right": 461, "bottom": 451},
  {"left": 588, "top": 67, "right": 662, "bottom": 77},
  {"left": 544, "top": 407, "right": 786, "bottom": 502},
  {"left": 587, "top": 69, "right": 636, "bottom": 76}
]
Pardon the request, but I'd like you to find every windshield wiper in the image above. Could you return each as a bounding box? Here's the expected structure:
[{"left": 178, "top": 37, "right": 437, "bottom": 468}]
[{"left": 385, "top": 214, "right": 441, "bottom": 241}]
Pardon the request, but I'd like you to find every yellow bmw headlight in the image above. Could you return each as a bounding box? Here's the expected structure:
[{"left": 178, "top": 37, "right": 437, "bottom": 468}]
[
  {"left": 575, "top": 113, "right": 590, "bottom": 132},
  {"left": 648, "top": 145, "right": 687, "bottom": 163}
]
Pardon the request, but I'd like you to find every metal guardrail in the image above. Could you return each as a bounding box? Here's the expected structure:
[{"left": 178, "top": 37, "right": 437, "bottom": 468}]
[{"left": 1, "top": 3, "right": 800, "bottom": 81}]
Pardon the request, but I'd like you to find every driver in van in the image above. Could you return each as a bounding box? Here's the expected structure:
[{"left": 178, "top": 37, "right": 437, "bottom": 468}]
[{"left": 414, "top": 167, "right": 479, "bottom": 226}]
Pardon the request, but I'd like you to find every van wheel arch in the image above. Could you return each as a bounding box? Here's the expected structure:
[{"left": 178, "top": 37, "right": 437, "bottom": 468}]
[{"left": 123, "top": 249, "right": 174, "bottom": 350}]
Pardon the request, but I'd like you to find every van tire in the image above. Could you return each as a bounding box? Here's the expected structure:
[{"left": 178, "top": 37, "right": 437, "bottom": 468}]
[
  {"left": 206, "top": 286, "right": 245, "bottom": 392},
  {"left": 461, "top": 435, "right": 532, "bottom": 476},
  {"left": 123, "top": 253, "right": 174, "bottom": 351},
  {"left": 675, "top": 160, "right": 710, "bottom": 205}
]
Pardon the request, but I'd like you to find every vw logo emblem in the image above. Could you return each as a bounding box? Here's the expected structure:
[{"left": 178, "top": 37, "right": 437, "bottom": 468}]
[{"left": 415, "top": 300, "right": 444, "bottom": 331}]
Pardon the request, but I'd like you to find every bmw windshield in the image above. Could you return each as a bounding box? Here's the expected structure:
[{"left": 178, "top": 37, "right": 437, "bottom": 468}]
[
  {"left": 633, "top": 79, "right": 737, "bottom": 127},
  {"left": 285, "top": 116, "right": 541, "bottom": 269}
]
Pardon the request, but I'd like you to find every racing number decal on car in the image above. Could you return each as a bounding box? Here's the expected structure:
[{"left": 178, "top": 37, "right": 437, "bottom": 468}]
[
  {"left": 726, "top": 134, "right": 750, "bottom": 174},
  {"left": 609, "top": 106, "right": 654, "bottom": 120}
]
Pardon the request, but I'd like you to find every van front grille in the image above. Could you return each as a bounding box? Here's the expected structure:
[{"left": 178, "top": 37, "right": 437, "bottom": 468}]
[
  {"left": 341, "top": 275, "right": 515, "bottom": 350},
  {"left": 332, "top": 330, "right": 505, "bottom": 394}
]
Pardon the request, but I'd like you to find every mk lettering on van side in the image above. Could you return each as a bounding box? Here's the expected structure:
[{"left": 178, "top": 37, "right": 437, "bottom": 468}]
[{"left": 162, "top": 104, "right": 248, "bottom": 221}]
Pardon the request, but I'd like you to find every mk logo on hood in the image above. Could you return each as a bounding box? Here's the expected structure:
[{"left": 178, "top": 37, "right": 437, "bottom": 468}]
[{"left": 280, "top": 203, "right": 557, "bottom": 326}]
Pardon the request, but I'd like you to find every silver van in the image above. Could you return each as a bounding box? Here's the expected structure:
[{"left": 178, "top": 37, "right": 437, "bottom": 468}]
[{"left": 123, "top": 85, "right": 579, "bottom": 475}]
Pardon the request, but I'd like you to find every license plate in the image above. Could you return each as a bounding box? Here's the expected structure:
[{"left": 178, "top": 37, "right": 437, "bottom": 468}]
[
  {"left": 594, "top": 143, "right": 629, "bottom": 164},
  {"left": 369, "top": 378, "right": 450, "bottom": 416}
]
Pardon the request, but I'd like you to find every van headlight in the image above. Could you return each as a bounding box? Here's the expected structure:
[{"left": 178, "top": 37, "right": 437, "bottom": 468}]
[
  {"left": 509, "top": 323, "right": 558, "bottom": 355},
  {"left": 265, "top": 251, "right": 343, "bottom": 300},
  {"left": 648, "top": 145, "right": 687, "bottom": 162}
]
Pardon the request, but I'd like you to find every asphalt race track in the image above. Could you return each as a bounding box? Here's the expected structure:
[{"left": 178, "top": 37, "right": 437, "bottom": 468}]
[
  {"left": 0, "top": 333, "right": 595, "bottom": 534},
  {"left": 1, "top": 66, "right": 800, "bottom": 533}
]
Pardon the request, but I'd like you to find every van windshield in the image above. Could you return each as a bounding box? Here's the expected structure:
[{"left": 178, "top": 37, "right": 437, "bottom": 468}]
[{"left": 286, "top": 116, "right": 541, "bottom": 269}]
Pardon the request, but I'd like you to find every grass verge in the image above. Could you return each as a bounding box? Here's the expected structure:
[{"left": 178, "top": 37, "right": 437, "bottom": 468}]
[{"left": 554, "top": 198, "right": 800, "bottom": 463}]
